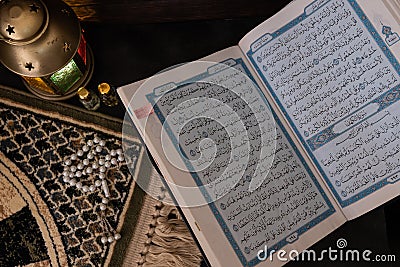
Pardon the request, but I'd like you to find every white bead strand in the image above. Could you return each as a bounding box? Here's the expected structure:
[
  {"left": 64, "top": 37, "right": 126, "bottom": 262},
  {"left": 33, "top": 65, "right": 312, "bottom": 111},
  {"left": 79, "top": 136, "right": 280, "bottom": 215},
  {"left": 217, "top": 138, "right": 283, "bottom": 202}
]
[{"left": 62, "top": 138, "right": 126, "bottom": 245}]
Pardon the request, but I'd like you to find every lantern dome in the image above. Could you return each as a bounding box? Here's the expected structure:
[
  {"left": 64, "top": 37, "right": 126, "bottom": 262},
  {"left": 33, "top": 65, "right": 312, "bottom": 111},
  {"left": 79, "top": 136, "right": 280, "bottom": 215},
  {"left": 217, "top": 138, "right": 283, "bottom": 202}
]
[
  {"left": 0, "top": 0, "right": 47, "bottom": 43},
  {"left": 0, "top": 0, "right": 81, "bottom": 77}
]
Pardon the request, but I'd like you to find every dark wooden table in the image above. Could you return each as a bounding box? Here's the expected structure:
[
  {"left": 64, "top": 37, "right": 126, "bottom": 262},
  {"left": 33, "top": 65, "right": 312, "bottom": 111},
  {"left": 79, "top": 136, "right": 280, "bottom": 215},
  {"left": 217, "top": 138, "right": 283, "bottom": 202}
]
[
  {"left": 0, "top": 1, "right": 399, "bottom": 265},
  {"left": 64, "top": 0, "right": 295, "bottom": 24}
]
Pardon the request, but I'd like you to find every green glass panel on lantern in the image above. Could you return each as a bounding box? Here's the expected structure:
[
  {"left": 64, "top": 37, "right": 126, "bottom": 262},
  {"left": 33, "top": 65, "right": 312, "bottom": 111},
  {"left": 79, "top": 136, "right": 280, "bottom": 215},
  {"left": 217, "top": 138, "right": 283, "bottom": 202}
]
[{"left": 50, "top": 59, "right": 83, "bottom": 93}]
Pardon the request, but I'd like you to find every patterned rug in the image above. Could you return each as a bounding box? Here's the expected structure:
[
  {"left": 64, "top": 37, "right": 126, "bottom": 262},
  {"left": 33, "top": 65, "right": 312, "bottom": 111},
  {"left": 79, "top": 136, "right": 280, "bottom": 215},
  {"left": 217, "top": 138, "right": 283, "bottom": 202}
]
[{"left": 0, "top": 86, "right": 202, "bottom": 267}]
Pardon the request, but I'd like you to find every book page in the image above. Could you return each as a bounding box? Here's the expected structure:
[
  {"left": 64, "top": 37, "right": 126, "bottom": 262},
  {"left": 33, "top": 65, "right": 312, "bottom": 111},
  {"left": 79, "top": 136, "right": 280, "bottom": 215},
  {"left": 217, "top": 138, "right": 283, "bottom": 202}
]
[
  {"left": 118, "top": 46, "right": 345, "bottom": 267},
  {"left": 239, "top": 0, "right": 400, "bottom": 219},
  {"left": 383, "top": 0, "right": 400, "bottom": 24}
]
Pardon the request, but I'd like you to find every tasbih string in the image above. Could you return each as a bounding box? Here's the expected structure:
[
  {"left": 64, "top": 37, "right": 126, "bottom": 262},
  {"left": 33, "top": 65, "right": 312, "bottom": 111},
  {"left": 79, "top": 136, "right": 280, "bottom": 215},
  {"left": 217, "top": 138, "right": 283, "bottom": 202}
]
[{"left": 62, "top": 136, "right": 125, "bottom": 244}]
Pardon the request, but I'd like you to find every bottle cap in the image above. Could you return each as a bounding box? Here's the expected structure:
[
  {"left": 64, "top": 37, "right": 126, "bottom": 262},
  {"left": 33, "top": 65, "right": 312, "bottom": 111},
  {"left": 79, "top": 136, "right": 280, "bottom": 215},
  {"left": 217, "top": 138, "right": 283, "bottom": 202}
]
[
  {"left": 98, "top": 83, "right": 111, "bottom": 94},
  {"left": 77, "top": 87, "right": 89, "bottom": 99}
]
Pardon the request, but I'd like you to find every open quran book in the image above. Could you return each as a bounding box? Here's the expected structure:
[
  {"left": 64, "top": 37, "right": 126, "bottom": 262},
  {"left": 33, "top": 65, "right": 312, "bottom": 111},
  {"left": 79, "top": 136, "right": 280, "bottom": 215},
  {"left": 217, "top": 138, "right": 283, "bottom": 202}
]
[{"left": 118, "top": 0, "right": 400, "bottom": 266}]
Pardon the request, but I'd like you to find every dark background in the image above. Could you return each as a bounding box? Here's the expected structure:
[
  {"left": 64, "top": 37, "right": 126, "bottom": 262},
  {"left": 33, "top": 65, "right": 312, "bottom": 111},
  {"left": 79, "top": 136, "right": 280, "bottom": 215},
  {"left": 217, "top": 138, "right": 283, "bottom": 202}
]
[{"left": 0, "top": 0, "right": 399, "bottom": 266}]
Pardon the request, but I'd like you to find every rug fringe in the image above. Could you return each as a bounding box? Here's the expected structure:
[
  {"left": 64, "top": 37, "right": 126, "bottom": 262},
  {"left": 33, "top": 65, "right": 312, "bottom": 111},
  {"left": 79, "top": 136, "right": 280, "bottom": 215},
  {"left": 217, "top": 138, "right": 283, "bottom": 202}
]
[{"left": 138, "top": 204, "right": 202, "bottom": 267}]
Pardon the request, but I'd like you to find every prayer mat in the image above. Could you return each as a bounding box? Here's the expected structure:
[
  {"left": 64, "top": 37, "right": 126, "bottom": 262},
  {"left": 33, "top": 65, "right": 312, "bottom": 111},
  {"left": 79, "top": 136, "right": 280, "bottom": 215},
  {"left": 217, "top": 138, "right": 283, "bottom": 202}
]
[{"left": 0, "top": 86, "right": 202, "bottom": 267}]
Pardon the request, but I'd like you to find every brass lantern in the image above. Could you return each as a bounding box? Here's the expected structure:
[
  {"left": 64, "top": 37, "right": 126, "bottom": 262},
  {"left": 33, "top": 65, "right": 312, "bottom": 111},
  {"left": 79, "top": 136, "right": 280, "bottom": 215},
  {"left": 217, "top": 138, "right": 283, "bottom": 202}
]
[{"left": 0, "top": 0, "right": 94, "bottom": 100}]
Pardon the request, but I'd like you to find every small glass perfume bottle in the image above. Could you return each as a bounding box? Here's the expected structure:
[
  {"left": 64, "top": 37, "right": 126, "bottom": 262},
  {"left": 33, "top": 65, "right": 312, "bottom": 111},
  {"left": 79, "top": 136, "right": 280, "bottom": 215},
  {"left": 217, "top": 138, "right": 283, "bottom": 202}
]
[
  {"left": 98, "top": 83, "right": 119, "bottom": 107},
  {"left": 77, "top": 87, "right": 100, "bottom": 111}
]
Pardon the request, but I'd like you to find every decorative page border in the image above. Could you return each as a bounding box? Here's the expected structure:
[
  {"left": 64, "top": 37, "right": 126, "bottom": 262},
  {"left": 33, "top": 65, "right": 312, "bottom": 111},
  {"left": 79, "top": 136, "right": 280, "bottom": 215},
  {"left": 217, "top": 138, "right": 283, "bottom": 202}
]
[
  {"left": 145, "top": 58, "right": 335, "bottom": 266},
  {"left": 247, "top": 0, "right": 400, "bottom": 207}
]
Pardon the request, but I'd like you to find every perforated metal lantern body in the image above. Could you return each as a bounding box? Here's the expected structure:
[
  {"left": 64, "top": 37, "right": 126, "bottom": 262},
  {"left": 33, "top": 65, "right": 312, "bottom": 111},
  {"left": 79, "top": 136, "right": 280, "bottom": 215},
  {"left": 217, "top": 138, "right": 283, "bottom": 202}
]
[{"left": 0, "top": 0, "right": 94, "bottom": 100}]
